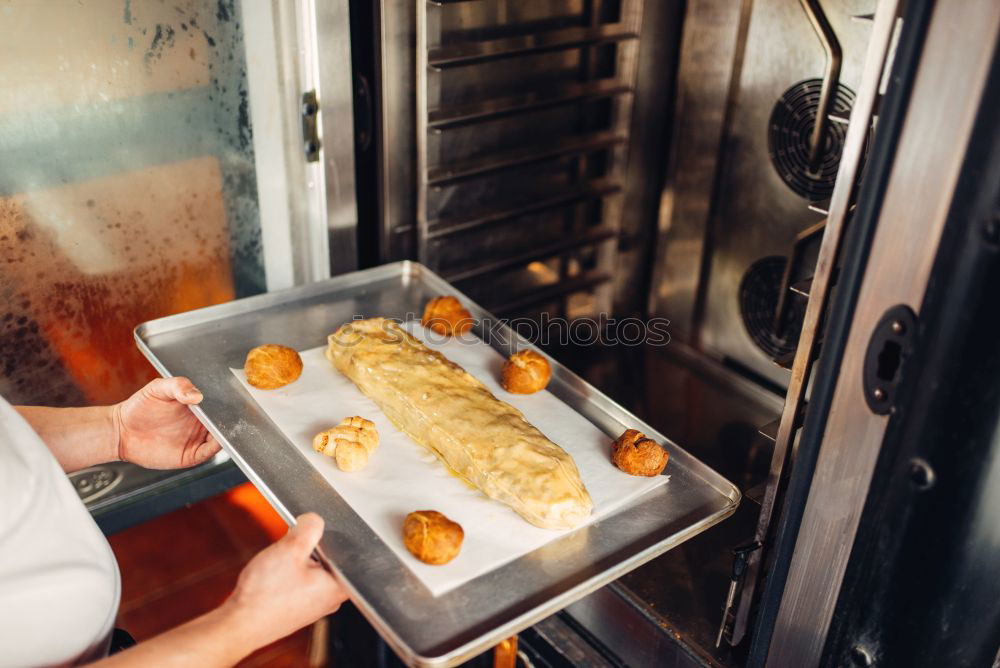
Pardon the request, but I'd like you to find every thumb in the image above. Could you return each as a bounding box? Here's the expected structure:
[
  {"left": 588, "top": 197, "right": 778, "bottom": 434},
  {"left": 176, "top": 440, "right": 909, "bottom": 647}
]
[
  {"left": 283, "top": 513, "right": 325, "bottom": 558},
  {"left": 144, "top": 377, "right": 203, "bottom": 405}
]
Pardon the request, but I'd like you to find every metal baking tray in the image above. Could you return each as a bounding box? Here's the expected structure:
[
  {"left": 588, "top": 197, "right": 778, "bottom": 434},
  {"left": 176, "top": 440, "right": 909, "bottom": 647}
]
[{"left": 135, "top": 261, "right": 740, "bottom": 667}]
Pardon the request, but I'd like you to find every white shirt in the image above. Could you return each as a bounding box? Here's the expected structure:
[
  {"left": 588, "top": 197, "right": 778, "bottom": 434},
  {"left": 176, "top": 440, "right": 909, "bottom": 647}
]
[{"left": 0, "top": 398, "right": 120, "bottom": 667}]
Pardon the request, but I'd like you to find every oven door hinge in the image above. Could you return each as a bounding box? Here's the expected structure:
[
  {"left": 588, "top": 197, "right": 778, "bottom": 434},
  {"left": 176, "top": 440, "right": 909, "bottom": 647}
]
[{"left": 301, "top": 90, "right": 321, "bottom": 162}]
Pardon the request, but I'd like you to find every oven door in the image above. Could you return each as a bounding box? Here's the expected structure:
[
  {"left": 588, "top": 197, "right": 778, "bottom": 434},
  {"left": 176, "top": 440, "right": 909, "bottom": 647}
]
[{"left": 0, "top": 0, "right": 357, "bottom": 524}]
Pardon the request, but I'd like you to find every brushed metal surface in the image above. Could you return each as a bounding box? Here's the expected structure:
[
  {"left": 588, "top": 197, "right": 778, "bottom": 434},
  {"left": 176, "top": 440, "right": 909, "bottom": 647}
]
[
  {"left": 242, "top": 0, "right": 358, "bottom": 284},
  {"left": 702, "top": 0, "right": 874, "bottom": 388},
  {"left": 652, "top": 0, "right": 875, "bottom": 383},
  {"left": 311, "top": 0, "right": 359, "bottom": 275},
  {"left": 566, "top": 585, "right": 707, "bottom": 668},
  {"left": 613, "top": 0, "right": 683, "bottom": 316},
  {"left": 135, "top": 261, "right": 739, "bottom": 667},
  {"left": 732, "top": 0, "right": 904, "bottom": 645},
  {"left": 375, "top": 0, "right": 419, "bottom": 262},
  {"left": 767, "top": 1, "right": 1000, "bottom": 664},
  {"left": 649, "top": 0, "right": 746, "bottom": 337}
]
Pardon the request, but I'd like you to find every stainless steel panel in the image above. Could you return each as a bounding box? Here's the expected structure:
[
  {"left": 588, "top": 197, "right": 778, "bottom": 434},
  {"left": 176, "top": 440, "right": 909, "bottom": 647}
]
[
  {"left": 375, "top": 0, "right": 419, "bottom": 262},
  {"left": 732, "top": 0, "right": 904, "bottom": 644},
  {"left": 651, "top": 0, "right": 876, "bottom": 384},
  {"left": 702, "top": 0, "right": 873, "bottom": 387},
  {"left": 313, "top": 0, "right": 360, "bottom": 275},
  {"left": 613, "top": 0, "right": 684, "bottom": 316},
  {"left": 243, "top": 0, "right": 352, "bottom": 288},
  {"left": 648, "top": 0, "right": 747, "bottom": 336},
  {"left": 135, "top": 261, "right": 740, "bottom": 667},
  {"left": 566, "top": 585, "right": 706, "bottom": 668},
  {"left": 768, "top": 1, "right": 1000, "bottom": 663}
]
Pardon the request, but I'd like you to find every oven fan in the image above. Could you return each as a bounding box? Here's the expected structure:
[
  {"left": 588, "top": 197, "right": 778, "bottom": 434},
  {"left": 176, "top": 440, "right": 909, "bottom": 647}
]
[
  {"left": 739, "top": 256, "right": 805, "bottom": 360},
  {"left": 768, "top": 78, "right": 857, "bottom": 201}
]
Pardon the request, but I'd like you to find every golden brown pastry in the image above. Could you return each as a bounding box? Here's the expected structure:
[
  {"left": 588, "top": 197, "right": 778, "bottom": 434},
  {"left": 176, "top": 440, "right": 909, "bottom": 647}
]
[
  {"left": 313, "top": 416, "right": 379, "bottom": 472},
  {"left": 244, "top": 344, "right": 303, "bottom": 389},
  {"left": 403, "top": 510, "right": 464, "bottom": 565},
  {"left": 421, "top": 296, "right": 473, "bottom": 337},
  {"left": 327, "top": 318, "right": 592, "bottom": 529},
  {"left": 500, "top": 350, "right": 552, "bottom": 394},
  {"left": 611, "top": 429, "right": 669, "bottom": 477}
]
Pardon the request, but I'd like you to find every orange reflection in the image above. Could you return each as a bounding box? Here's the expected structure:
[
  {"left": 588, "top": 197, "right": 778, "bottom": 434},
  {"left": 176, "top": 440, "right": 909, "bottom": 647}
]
[{"left": 1, "top": 157, "right": 238, "bottom": 405}]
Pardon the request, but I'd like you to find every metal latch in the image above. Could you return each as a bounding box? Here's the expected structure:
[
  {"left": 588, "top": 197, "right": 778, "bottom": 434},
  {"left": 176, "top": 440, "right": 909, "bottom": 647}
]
[
  {"left": 716, "top": 540, "right": 762, "bottom": 647},
  {"left": 862, "top": 304, "right": 917, "bottom": 415},
  {"left": 301, "top": 90, "right": 321, "bottom": 162}
]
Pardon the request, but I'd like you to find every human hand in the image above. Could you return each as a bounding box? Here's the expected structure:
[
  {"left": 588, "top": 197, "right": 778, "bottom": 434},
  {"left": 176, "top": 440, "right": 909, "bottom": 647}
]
[
  {"left": 113, "top": 377, "right": 221, "bottom": 469},
  {"left": 223, "top": 513, "right": 347, "bottom": 651}
]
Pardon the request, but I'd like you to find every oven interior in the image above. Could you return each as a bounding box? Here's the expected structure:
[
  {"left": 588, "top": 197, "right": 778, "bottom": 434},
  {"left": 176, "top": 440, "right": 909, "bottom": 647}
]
[{"left": 353, "top": 1, "right": 890, "bottom": 664}]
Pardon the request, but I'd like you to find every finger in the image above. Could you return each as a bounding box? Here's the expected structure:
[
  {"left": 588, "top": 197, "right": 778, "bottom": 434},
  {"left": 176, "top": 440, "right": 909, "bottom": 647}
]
[
  {"left": 145, "top": 377, "right": 204, "bottom": 405},
  {"left": 282, "top": 513, "right": 325, "bottom": 558},
  {"left": 186, "top": 435, "right": 221, "bottom": 467},
  {"left": 307, "top": 569, "right": 349, "bottom": 613}
]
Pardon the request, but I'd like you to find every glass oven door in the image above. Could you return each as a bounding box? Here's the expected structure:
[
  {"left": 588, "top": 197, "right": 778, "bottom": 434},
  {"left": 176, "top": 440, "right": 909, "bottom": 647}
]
[{"left": 0, "top": 0, "right": 357, "bottom": 407}]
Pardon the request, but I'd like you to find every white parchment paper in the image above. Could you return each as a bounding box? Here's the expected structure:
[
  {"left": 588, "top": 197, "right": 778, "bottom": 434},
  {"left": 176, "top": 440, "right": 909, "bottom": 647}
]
[{"left": 231, "top": 323, "right": 668, "bottom": 596}]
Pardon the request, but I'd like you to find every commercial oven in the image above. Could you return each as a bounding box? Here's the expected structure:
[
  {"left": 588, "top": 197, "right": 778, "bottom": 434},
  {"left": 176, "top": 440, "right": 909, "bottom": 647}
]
[
  {"left": 1, "top": 0, "right": 998, "bottom": 666},
  {"left": 356, "top": 1, "right": 1000, "bottom": 663}
]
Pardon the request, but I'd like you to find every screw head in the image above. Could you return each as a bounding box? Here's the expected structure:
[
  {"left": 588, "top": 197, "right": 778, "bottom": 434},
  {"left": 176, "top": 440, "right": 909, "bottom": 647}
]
[
  {"left": 873, "top": 388, "right": 886, "bottom": 402},
  {"left": 851, "top": 645, "right": 874, "bottom": 666},
  {"left": 890, "top": 320, "right": 905, "bottom": 335},
  {"left": 983, "top": 214, "right": 1000, "bottom": 246},
  {"left": 908, "top": 458, "right": 935, "bottom": 490}
]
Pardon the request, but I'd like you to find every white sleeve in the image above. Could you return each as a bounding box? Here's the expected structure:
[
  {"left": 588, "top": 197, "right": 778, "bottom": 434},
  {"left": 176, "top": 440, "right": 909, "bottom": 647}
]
[{"left": 0, "top": 399, "right": 120, "bottom": 668}]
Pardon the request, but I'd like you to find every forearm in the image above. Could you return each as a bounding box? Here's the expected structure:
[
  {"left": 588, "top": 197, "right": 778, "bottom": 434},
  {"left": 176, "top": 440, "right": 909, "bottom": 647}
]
[
  {"left": 15, "top": 405, "right": 119, "bottom": 472},
  {"left": 94, "top": 602, "right": 259, "bottom": 668},
  {"left": 94, "top": 513, "right": 341, "bottom": 667}
]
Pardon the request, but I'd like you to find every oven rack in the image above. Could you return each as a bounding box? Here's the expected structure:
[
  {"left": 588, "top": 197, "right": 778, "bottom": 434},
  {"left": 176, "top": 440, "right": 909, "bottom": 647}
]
[
  {"left": 428, "top": 78, "right": 633, "bottom": 130},
  {"left": 426, "top": 131, "right": 627, "bottom": 188},
  {"left": 426, "top": 177, "right": 621, "bottom": 238},
  {"left": 427, "top": 24, "right": 639, "bottom": 68},
  {"left": 442, "top": 225, "right": 616, "bottom": 283},
  {"left": 415, "top": 0, "right": 644, "bottom": 319}
]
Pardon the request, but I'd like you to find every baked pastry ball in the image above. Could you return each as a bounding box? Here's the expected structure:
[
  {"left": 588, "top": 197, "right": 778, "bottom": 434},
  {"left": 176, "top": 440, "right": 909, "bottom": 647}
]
[
  {"left": 611, "top": 429, "right": 669, "bottom": 476},
  {"left": 500, "top": 350, "right": 551, "bottom": 394},
  {"left": 313, "top": 416, "right": 379, "bottom": 472},
  {"left": 244, "top": 344, "right": 303, "bottom": 389},
  {"left": 421, "top": 296, "right": 473, "bottom": 337},
  {"left": 403, "top": 510, "right": 464, "bottom": 565}
]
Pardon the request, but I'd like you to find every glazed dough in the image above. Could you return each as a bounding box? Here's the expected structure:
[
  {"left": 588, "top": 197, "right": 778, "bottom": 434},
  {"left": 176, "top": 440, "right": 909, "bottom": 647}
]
[
  {"left": 421, "top": 296, "right": 473, "bottom": 337},
  {"left": 326, "top": 318, "right": 593, "bottom": 530},
  {"left": 313, "top": 416, "right": 379, "bottom": 472},
  {"left": 403, "top": 510, "right": 464, "bottom": 565},
  {"left": 244, "top": 344, "right": 302, "bottom": 389},
  {"left": 611, "top": 429, "right": 669, "bottom": 477},
  {"left": 500, "top": 350, "right": 551, "bottom": 394}
]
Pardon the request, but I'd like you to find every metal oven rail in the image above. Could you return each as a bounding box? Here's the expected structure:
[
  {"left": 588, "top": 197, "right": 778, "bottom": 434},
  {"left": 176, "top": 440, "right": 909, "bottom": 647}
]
[{"left": 415, "top": 0, "right": 643, "bottom": 319}]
